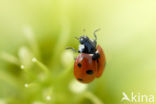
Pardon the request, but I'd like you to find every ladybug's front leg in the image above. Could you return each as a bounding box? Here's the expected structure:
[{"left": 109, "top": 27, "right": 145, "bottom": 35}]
[
  {"left": 66, "top": 47, "right": 79, "bottom": 53},
  {"left": 92, "top": 51, "right": 100, "bottom": 60}
]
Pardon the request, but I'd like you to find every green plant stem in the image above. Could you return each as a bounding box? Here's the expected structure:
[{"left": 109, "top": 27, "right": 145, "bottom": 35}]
[
  {"left": 84, "top": 91, "right": 104, "bottom": 104},
  {"left": 35, "top": 60, "right": 49, "bottom": 75}
]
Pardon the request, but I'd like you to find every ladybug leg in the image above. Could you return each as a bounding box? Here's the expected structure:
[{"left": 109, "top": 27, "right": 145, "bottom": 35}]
[
  {"left": 66, "top": 47, "right": 78, "bottom": 60},
  {"left": 75, "top": 37, "right": 79, "bottom": 40},
  {"left": 66, "top": 47, "right": 79, "bottom": 53}
]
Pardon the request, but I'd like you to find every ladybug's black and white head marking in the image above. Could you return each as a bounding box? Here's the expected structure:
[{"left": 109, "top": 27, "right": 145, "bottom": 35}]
[
  {"left": 78, "top": 35, "right": 97, "bottom": 54},
  {"left": 78, "top": 44, "right": 85, "bottom": 53},
  {"left": 66, "top": 29, "right": 100, "bottom": 55},
  {"left": 79, "top": 36, "right": 89, "bottom": 44}
]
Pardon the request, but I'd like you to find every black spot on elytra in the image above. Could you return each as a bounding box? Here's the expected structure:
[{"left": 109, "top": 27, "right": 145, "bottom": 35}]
[
  {"left": 78, "top": 78, "right": 83, "bottom": 81},
  {"left": 97, "top": 53, "right": 100, "bottom": 58},
  {"left": 78, "top": 63, "right": 82, "bottom": 68},
  {"left": 86, "top": 70, "right": 93, "bottom": 75},
  {"left": 92, "top": 55, "right": 96, "bottom": 60}
]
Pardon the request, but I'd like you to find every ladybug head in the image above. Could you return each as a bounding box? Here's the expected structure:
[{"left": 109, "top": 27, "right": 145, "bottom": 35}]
[{"left": 79, "top": 36, "right": 89, "bottom": 44}]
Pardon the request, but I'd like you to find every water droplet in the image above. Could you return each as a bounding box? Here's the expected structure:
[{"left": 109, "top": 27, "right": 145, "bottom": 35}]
[
  {"left": 24, "top": 83, "right": 29, "bottom": 88},
  {"left": 32, "top": 57, "right": 37, "bottom": 62},
  {"left": 20, "top": 65, "right": 25, "bottom": 69}
]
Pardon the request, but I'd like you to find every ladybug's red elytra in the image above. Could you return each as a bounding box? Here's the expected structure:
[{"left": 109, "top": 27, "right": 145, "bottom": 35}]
[
  {"left": 66, "top": 29, "right": 106, "bottom": 83},
  {"left": 74, "top": 53, "right": 98, "bottom": 83}
]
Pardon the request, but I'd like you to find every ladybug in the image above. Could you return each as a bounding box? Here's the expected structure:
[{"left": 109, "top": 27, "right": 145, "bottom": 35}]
[{"left": 66, "top": 29, "right": 106, "bottom": 83}]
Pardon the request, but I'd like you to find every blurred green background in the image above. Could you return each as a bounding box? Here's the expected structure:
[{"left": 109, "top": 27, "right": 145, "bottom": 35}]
[{"left": 0, "top": 0, "right": 156, "bottom": 104}]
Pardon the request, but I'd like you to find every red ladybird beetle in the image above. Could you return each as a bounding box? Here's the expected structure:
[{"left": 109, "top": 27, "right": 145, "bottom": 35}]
[{"left": 66, "top": 29, "right": 106, "bottom": 83}]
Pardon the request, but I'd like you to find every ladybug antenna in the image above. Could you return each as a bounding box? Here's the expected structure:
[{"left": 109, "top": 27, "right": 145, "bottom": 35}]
[
  {"left": 75, "top": 37, "right": 79, "bottom": 40},
  {"left": 93, "top": 28, "right": 101, "bottom": 41},
  {"left": 82, "top": 28, "right": 86, "bottom": 36},
  {"left": 66, "top": 47, "right": 78, "bottom": 53}
]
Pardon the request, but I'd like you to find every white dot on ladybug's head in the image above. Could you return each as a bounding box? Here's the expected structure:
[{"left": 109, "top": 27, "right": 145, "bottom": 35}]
[{"left": 79, "top": 44, "right": 85, "bottom": 52}]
